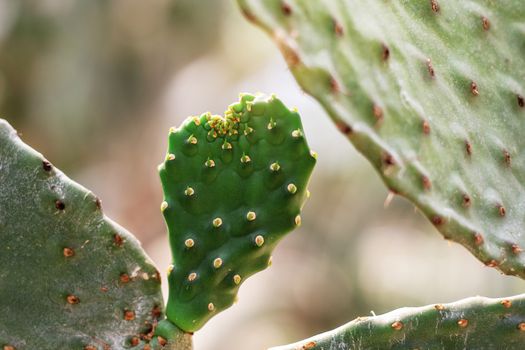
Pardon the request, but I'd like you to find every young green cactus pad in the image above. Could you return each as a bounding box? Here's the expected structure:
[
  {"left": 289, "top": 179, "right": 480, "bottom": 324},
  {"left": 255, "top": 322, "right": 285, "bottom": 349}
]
[
  {"left": 0, "top": 119, "right": 189, "bottom": 350},
  {"left": 238, "top": 1, "right": 525, "bottom": 278},
  {"left": 271, "top": 293, "right": 525, "bottom": 350},
  {"left": 158, "top": 93, "right": 316, "bottom": 332}
]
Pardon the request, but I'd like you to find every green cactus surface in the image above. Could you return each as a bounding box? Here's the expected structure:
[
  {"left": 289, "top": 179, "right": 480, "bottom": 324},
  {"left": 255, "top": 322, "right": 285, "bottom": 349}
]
[
  {"left": 0, "top": 119, "right": 190, "bottom": 350},
  {"left": 158, "top": 93, "right": 316, "bottom": 332},
  {"left": 271, "top": 293, "right": 525, "bottom": 350},
  {"left": 238, "top": 0, "right": 525, "bottom": 278}
]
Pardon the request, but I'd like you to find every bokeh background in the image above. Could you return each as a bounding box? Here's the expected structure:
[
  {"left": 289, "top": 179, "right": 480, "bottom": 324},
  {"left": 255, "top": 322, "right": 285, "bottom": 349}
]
[{"left": 1, "top": 1, "right": 524, "bottom": 349}]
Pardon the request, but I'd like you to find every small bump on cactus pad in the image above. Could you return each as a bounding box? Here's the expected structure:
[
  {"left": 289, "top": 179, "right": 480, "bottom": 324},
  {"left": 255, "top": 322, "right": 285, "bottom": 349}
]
[
  {"left": 0, "top": 120, "right": 187, "bottom": 350},
  {"left": 158, "top": 93, "right": 316, "bottom": 332},
  {"left": 271, "top": 293, "right": 525, "bottom": 350},
  {"left": 238, "top": 0, "right": 525, "bottom": 278}
]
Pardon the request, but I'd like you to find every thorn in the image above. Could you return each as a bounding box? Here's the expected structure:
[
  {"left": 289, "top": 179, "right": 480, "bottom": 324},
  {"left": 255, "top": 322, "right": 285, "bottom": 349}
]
[
  {"left": 160, "top": 201, "right": 168, "bottom": 212},
  {"left": 268, "top": 256, "right": 273, "bottom": 266},
  {"left": 333, "top": 19, "right": 344, "bottom": 36},
  {"left": 291, "top": 129, "right": 303, "bottom": 138},
  {"left": 430, "top": 0, "right": 440, "bottom": 13},
  {"left": 503, "top": 149, "right": 511, "bottom": 166},
  {"left": 188, "top": 272, "right": 197, "bottom": 282},
  {"left": 382, "top": 44, "right": 390, "bottom": 61},
  {"left": 434, "top": 304, "right": 445, "bottom": 311},
  {"left": 270, "top": 162, "right": 281, "bottom": 171},
  {"left": 382, "top": 152, "right": 395, "bottom": 166},
  {"left": 330, "top": 76, "right": 339, "bottom": 93},
  {"left": 185, "top": 187, "right": 195, "bottom": 196},
  {"left": 485, "top": 259, "right": 499, "bottom": 267},
  {"left": 130, "top": 337, "right": 140, "bottom": 346},
  {"left": 166, "top": 153, "right": 175, "bottom": 161},
  {"left": 244, "top": 127, "right": 254, "bottom": 135},
  {"left": 498, "top": 204, "right": 506, "bottom": 217},
  {"left": 287, "top": 183, "right": 297, "bottom": 194},
  {"left": 94, "top": 197, "right": 102, "bottom": 210},
  {"left": 255, "top": 235, "right": 265, "bottom": 247},
  {"left": 422, "top": 120, "right": 431, "bottom": 134},
  {"left": 185, "top": 238, "right": 195, "bottom": 248},
  {"left": 310, "top": 150, "right": 318, "bottom": 159},
  {"left": 373, "top": 104, "right": 384, "bottom": 121},
  {"left": 302, "top": 342, "right": 317, "bottom": 350},
  {"left": 474, "top": 232, "right": 484, "bottom": 245},
  {"left": 42, "top": 160, "right": 53, "bottom": 172},
  {"left": 113, "top": 234, "right": 124, "bottom": 247},
  {"left": 188, "top": 135, "right": 198, "bottom": 145},
  {"left": 457, "top": 319, "right": 468, "bottom": 328},
  {"left": 124, "top": 310, "right": 135, "bottom": 321},
  {"left": 120, "top": 273, "right": 130, "bottom": 283},
  {"left": 63, "top": 247, "right": 75, "bottom": 257},
  {"left": 67, "top": 294, "right": 80, "bottom": 304},
  {"left": 482, "top": 16, "right": 490, "bottom": 31},
  {"left": 295, "top": 215, "right": 302, "bottom": 226},
  {"left": 213, "top": 258, "right": 223, "bottom": 269},
  {"left": 240, "top": 154, "right": 251, "bottom": 163},
  {"left": 501, "top": 299, "right": 512, "bottom": 308},
  {"left": 246, "top": 211, "right": 257, "bottom": 221},
  {"left": 384, "top": 192, "right": 395, "bottom": 208},
  {"left": 470, "top": 81, "right": 479, "bottom": 96},
  {"left": 391, "top": 321, "right": 403, "bottom": 330},
  {"left": 205, "top": 159, "right": 216, "bottom": 168},
  {"left": 422, "top": 175, "right": 432, "bottom": 190},
  {"left": 462, "top": 194, "right": 471, "bottom": 208},
  {"left": 431, "top": 216, "right": 443, "bottom": 226},
  {"left": 55, "top": 200, "right": 65, "bottom": 211},
  {"left": 208, "top": 303, "right": 215, "bottom": 311},
  {"left": 426, "top": 58, "right": 435, "bottom": 78},
  {"left": 157, "top": 337, "right": 167, "bottom": 346},
  {"left": 511, "top": 244, "right": 522, "bottom": 254},
  {"left": 213, "top": 218, "right": 223, "bottom": 228},
  {"left": 281, "top": 1, "right": 292, "bottom": 15},
  {"left": 336, "top": 121, "right": 353, "bottom": 135},
  {"left": 465, "top": 141, "right": 472, "bottom": 156},
  {"left": 233, "top": 274, "right": 242, "bottom": 285},
  {"left": 518, "top": 323, "right": 525, "bottom": 331}
]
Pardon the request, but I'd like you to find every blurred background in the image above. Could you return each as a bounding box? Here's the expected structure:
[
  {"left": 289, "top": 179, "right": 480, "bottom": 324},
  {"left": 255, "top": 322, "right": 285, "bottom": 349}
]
[{"left": 1, "top": 1, "right": 524, "bottom": 349}]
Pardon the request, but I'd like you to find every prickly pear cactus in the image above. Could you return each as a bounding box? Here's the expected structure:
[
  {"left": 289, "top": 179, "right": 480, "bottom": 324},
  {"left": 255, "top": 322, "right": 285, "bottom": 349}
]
[
  {"left": 238, "top": 0, "right": 525, "bottom": 278},
  {"left": 271, "top": 293, "right": 525, "bottom": 350},
  {"left": 158, "top": 93, "right": 316, "bottom": 332},
  {"left": 0, "top": 119, "right": 190, "bottom": 350}
]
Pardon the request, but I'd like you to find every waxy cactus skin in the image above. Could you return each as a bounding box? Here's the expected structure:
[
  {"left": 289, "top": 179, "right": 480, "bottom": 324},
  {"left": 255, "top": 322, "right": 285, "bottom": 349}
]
[
  {"left": 159, "top": 93, "right": 316, "bottom": 332},
  {"left": 0, "top": 119, "right": 189, "bottom": 350},
  {"left": 238, "top": 0, "right": 525, "bottom": 279},
  {"left": 238, "top": 1, "right": 525, "bottom": 349},
  {"left": 271, "top": 294, "right": 525, "bottom": 350}
]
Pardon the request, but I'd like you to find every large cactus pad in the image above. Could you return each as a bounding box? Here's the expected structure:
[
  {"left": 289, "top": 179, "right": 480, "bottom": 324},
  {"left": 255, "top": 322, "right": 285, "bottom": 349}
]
[
  {"left": 158, "top": 93, "right": 316, "bottom": 332},
  {"left": 0, "top": 120, "right": 188, "bottom": 350},
  {"left": 238, "top": 0, "right": 525, "bottom": 278},
  {"left": 272, "top": 293, "right": 525, "bottom": 350}
]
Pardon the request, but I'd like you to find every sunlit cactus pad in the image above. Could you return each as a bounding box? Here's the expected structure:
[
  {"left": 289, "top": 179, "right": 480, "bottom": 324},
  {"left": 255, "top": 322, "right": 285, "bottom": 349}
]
[
  {"left": 158, "top": 93, "right": 316, "bottom": 332},
  {"left": 238, "top": 0, "right": 525, "bottom": 278},
  {"left": 0, "top": 120, "right": 180, "bottom": 350},
  {"left": 272, "top": 293, "right": 525, "bottom": 350}
]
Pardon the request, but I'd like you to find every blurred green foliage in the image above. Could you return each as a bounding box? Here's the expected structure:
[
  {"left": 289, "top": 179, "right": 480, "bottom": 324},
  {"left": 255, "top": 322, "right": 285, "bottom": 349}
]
[{"left": 0, "top": 0, "right": 224, "bottom": 170}]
